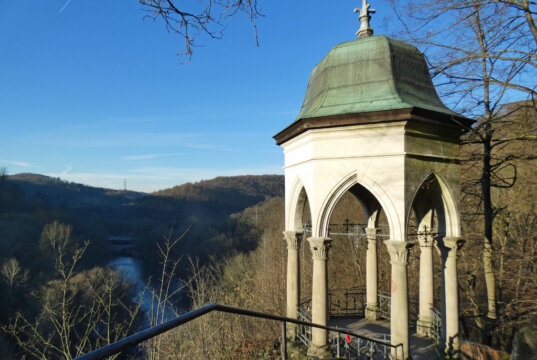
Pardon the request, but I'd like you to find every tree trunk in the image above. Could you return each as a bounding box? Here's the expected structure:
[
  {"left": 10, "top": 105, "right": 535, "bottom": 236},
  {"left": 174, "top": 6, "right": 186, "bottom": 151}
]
[{"left": 482, "top": 136, "right": 497, "bottom": 322}]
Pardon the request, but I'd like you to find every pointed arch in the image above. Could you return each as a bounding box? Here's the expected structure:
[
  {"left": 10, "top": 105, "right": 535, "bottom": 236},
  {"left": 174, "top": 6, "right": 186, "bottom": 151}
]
[
  {"left": 408, "top": 171, "right": 461, "bottom": 237},
  {"left": 287, "top": 176, "right": 312, "bottom": 231},
  {"left": 316, "top": 170, "right": 402, "bottom": 240}
]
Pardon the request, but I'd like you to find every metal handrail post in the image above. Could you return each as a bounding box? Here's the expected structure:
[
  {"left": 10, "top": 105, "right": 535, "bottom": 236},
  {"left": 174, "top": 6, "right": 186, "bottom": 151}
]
[
  {"left": 75, "top": 302, "right": 403, "bottom": 360},
  {"left": 336, "top": 331, "right": 340, "bottom": 358},
  {"left": 281, "top": 321, "right": 287, "bottom": 360}
]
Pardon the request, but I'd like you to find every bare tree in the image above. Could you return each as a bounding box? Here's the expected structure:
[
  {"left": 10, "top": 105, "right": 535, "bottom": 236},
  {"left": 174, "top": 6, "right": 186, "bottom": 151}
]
[
  {"left": 3, "top": 222, "right": 140, "bottom": 360},
  {"left": 1, "top": 258, "right": 29, "bottom": 318},
  {"left": 139, "top": 0, "right": 262, "bottom": 60},
  {"left": 143, "top": 227, "right": 188, "bottom": 360},
  {"left": 389, "top": 0, "right": 537, "bottom": 343}
]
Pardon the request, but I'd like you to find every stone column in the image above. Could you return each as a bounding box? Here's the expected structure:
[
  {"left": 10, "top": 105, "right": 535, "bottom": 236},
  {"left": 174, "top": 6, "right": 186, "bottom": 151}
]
[
  {"left": 365, "top": 227, "right": 380, "bottom": 320},
  {"left": 307, "top": 237, "right": 332, "bottom": 359},
  {"left": 283, "top": 231, "right": 303, "bottom": 340},
  {"left": 438, "top": 237, "right": 464, "bottom": 359},
  {"left": 385, "top": 240, "right": 414, "bottom": 360},
  {"left": 417, "top": 231, "right": 434, "bottom": 337}
]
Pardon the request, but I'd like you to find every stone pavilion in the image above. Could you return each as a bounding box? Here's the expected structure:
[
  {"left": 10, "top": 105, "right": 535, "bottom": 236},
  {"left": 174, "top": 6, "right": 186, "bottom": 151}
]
[{"left": 274, "top": 1, "right": 474, "bottom": 359}]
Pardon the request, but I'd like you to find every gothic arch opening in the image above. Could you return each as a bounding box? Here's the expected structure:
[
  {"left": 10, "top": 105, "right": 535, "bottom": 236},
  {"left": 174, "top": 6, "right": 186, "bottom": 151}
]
[
  {"left": 317, "top": 172, "right": 402, "bottom": 242},
  {"left": 296, "top": 187, "right": 312, "bottom": 232},
  {"left": 409, "top": 174, "right": 447, "bottom": 236},
  {"left": 327, "top": 187, "right": 369, "bottom": 290},
  {"left": 288, "top": 186, "right": 314, "bottom": 301},
  {"left": 321, "top": 181, "right": 392, "bottom": 318},
  {"left": 287, "top": 179, "right": 312, "bottom": 231},
  {"left": 407, "top": 175, "right": 446, "bottom": 321},
  {"left": 408, "top": 172, "right": 462, "bottom": 338}
]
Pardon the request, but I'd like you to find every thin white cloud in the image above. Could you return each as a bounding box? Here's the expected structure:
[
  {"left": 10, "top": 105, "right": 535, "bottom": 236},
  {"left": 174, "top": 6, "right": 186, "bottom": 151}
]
[
  {"left": 123, "top": 154, "right": 160, "bottom": 160},
  {"left": 183, "top": 144, "right": 239, "bottom": 152},
  {"left": 31, "top": 131, "right": 205, "bottom": 148},
  {"left": 122, "top": 153, "right": 183, "bottom": 161},
  {"left": 60, "top": 163, "right": 73, "bottom": 176},
  {"left": 54, "top": 115, "right": 173, "bottom": 132},
  {"left": 59, "top": 0, "right": 73, "bottom": 14},
  {"left": 0, "top": 160, "right": 30, "bottom": 167},
  {"left": 23, "top": 128, "right": 266, "bottom": 151}
]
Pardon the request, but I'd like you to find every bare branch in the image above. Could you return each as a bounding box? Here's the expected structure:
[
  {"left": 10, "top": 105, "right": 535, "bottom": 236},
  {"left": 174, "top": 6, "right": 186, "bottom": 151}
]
[{"left": 139, "top": 0, "right": 263, "bottom": 61}]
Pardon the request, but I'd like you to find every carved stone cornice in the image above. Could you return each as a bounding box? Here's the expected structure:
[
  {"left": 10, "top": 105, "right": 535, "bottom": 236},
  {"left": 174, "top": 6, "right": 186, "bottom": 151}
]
[
  {"left": 417, "top": 231, "right": 435, "bottom": 248},
  {"left": 437, "top": 236, "right": 465, "bottom": 258},
  {"left": 283, "top": 231, "right": 303, "bottom": 251},
  {"left": 384, "top": 240, "right": 414, "bottom": 265},
  {"left": 308, "top": 237, "right": 332, "bottom": 261}
]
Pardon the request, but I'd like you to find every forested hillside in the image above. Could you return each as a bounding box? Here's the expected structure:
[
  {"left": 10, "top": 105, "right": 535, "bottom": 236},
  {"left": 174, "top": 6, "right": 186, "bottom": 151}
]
[
  {"left": 155, "top": 175, "right": 283, "bottom": 206},
  {"left": 0, "top": 173, "right": 147, "bottom": 358},
  {"left": 149, "top": 103, "right": 537, "bottom": 358},
  {"left": 133, "top": 175, "right": 284, "bottom": 272},
  {"left": 1, "top": 100, "right": 535, "bottom": 358},
  {"left": 0, "top": 172, "right": 284, "bottom": 359},
  {"left": 458, "top": 102, "right": 537, "bottom": 349}
]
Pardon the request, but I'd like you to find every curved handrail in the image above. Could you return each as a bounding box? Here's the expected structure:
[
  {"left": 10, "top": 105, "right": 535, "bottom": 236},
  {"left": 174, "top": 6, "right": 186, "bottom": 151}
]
[{"left": 74, "top": 302, "right": 403, "bottom": 360}]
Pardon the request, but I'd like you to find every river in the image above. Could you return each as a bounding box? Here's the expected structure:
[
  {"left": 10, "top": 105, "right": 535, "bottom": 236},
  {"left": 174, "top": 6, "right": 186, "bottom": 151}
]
[{"left": 109, "top": 256, "right": 182, "bottom": 323}]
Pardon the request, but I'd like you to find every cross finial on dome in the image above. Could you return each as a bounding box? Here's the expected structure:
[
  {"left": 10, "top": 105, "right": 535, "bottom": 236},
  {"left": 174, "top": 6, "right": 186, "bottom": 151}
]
[{"left": 354, "top": 0, "right": 376, "bottom": 38}]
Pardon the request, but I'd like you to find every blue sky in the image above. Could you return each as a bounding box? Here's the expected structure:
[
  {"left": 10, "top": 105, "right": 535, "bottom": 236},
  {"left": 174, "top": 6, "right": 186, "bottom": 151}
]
[{"left": 0, "top": 1, "right": 393, "bottom": 192}]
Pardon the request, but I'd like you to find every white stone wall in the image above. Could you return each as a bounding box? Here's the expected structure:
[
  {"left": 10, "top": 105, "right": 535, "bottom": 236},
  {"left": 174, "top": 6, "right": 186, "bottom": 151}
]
[{"left": 282, "top": 121, "right": 461, "bottom": 240}]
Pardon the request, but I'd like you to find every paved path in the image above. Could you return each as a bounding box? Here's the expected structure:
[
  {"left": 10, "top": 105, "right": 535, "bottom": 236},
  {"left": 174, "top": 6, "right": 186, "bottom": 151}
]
[{"left": 329, "top": 317, "right": 439, "bottom": 359}]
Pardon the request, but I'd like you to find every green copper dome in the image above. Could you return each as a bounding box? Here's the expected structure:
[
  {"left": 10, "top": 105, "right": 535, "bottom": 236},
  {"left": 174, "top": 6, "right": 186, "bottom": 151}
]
[{"left": 296, "top": 35, "right": 457, "bottom": 121}]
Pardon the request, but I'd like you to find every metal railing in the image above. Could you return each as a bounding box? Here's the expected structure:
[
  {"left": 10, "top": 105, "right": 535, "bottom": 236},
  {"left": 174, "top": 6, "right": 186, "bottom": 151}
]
[
  {"left": 431, "top": 308, "right": 442, "bottom": 342},
  {"left": 329, "top": 288, "right": 366, "bottom": 317},
  {"left": 296, "top": 305, "right": 400, "bottom": 359},
  {"left": 378, "top": 291, "right": 419, "bottom": 328},
  {"left": 378, "top": 291, "right": 391, "bottom": 320},
  {"left": 330, "top": 332, "right": 394, "bottom": 360},
  {"left": 74, "top": 302, "right": 403, "bottom": 360},
  {"left": 297, "top": 289, "right": 397, "bottom": 359},
  {"left": 300, "top": 287, "right": 367, "bottom": 319},
  {"left": 301, "top": 288, "right": 422, "bottom": 328},
  {"left": 297, "top": 287, "right": 440, "bottom": 357},
  {"left": 301, "top": 222, "right": 391, "bottom": 238},
  {"left": 297, "top": 304, "right": 312, "bottom": 347},
  {"left": 300, "top": 288, "right": 386, "bottom": 320}
]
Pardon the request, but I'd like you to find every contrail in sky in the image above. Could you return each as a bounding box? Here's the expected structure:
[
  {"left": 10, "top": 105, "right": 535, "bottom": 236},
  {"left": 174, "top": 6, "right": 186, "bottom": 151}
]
[
  {"left": 61, "top": 163, "right": 73, "bottom": 176},
  {"left": 59, "top": 0, "right": 73, "bottom": 14}
]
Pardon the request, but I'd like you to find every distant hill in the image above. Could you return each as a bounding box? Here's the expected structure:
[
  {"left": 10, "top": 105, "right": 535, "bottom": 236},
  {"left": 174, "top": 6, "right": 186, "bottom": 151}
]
[
  {"left": 136, "top": 175, "right": 284, "bottom": 269},
  {"left": 0, "top": 172, "right": 285, "bottom": 287},
  {"left": 9, "top": 173, "right": 59, "bottom": 185},
  {"left": 1, "top": 173, "right": 284, "bottom": 237},
  {"left": 1, "top": 172, "right": 284, "bottom": 253},
  {"left": 7, "top": 173, "right": 145, "bottom": 209},
  {"left": 3, "top": 173, "right": 284, "bottom": 217},
  {"left": 153, "top": 175, "right": 284, "bottom": 210}
]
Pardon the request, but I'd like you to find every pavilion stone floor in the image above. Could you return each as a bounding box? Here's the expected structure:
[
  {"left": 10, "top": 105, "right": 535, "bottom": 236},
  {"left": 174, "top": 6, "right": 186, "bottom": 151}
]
[{"left": 329, "top": 317, "right": 438, "bottom": 359}]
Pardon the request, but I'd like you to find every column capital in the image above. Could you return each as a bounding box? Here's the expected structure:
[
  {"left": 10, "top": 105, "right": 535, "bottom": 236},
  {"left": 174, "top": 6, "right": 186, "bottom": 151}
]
[
  {"left": 417, "top": 231, "right": 435, "bottom": 248},
  {"left": 384, "top": 240, "right": 414, "bottom": 265},
  {"left": 308, "top": 237, "right": 332, "bottom": 261},
  {"left": 437, "top": 236, "right": 465, "bottom": 258},
  {"left": 283, "top": 231, "right": 303, "bottom": 250}
]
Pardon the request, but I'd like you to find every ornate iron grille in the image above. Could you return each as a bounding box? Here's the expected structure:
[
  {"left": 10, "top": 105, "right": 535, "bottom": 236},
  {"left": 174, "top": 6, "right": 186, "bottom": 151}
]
[
  {"left": 431, "top": 307, "right": 442, "bottom": 342},
  {"left": 329, "top": 288, "right": 366, "bottom": 317},
  {"left": 378, "top": 290, "right": 391, "bottom": 320},
  {"left": 296, "top": 305, "right": 312, "bottom": 348}
]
